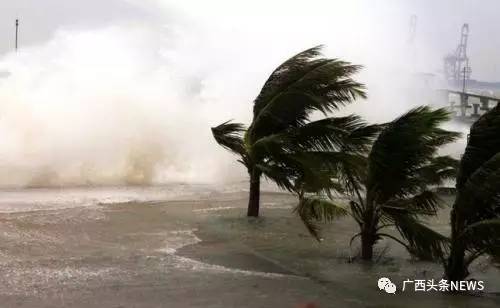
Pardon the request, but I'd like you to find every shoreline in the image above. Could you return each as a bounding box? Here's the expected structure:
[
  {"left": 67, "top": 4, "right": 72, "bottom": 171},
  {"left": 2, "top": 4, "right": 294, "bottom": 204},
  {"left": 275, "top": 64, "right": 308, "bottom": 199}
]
[{"left": 0, "top": 190, "right": 498, "bottom": 307}]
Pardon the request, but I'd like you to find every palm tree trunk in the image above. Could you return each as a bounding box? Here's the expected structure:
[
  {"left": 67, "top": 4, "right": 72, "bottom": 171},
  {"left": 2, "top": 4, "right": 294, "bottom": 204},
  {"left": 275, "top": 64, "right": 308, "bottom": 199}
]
[
  {"left": 445, "top": 207, "right": 468, "bottom": 281},
  {"left": 445, "top": 244, "right": 467, "bottom": 282},
  {"left": 361, "top": 198, "right": 376, "bottom": 260},
  {"left": 361, "top": 223, "right": 376, "bottom": 260},
  {"left": 247, "top": 168, "right": 261, "bottom": 217}
]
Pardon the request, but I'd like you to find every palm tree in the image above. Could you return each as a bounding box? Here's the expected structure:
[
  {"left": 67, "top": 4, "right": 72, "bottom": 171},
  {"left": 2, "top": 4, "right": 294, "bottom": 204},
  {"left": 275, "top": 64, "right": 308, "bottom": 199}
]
[
  {"left": 211, "top": 46, "right": 367, "bottom": 217},
  {"left": 296, "top": 106, "right": 460, "bottom": 261},
  {"left": 445, "top": 104, "right": 500, "bottom": 281}
]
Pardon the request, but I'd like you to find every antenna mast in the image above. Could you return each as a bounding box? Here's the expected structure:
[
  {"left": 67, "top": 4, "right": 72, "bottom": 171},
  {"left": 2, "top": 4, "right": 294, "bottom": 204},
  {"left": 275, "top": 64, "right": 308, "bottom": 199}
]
[{"left": 15, "top": 19, "right": 19, "bottom": 51}]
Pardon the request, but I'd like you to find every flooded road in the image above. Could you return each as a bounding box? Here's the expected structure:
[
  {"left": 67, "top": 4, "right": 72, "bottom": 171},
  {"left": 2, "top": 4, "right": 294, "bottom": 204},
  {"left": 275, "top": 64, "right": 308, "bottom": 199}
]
[{"left": 0, "top": 185, "right": 498, "bottom": 307}]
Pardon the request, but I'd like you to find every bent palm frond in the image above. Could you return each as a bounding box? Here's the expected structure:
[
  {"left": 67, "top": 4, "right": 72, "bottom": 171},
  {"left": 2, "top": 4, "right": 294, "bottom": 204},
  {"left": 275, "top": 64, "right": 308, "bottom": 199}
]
[
  {"left": 382, "top": 190, "right": 443, "bottom": 217},
  {"left": 211, "top": 46, "right": 368, "bottom": 220},
  {"left": 456, "top": 104, "right": 500, "bottom": 191},
  {"left": 256, "top": 162, "right": 296, "bottom": 192},
  {"left": 446, "top": 104, "right": 500, "bottom": 280},
  {"left": 253, "top": 45, "right": 325, "bottom": 117},
  {"left": 286, "top": 115, "right": 369, "bottom": 152},
  {"left": 416, "top": 156, "right": 459, "bottom": 186},
  {"left": 250, "top": 46, "right": 366, "bottom": 140},
  {"left": 294, "top": 196, "right": 348, "bottom": 241},
  {"left": 381, "top": 208, "right": 449, "bottom": 260},
  {"left": 211, "top": 121, "right": 247, "bottom": 157},
  {"left": 460, "top": 152, "right": 500, "bottom": 216},
  {"left": 459, "top": 219, "right": 500, "bottom": 257},
  {"left": 366, "top": 106, "right": 459, "bottom": 204}
]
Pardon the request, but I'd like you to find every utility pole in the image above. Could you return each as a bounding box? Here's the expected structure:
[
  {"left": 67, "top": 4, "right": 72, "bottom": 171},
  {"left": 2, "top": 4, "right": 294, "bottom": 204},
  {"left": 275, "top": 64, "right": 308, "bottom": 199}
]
[{"left": 15, "top": 19, "right": 19, "bottom": 51}]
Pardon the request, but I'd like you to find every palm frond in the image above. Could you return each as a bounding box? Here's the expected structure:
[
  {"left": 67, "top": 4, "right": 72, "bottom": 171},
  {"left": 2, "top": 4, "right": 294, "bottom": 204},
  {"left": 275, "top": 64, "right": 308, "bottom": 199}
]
[
  {"left": 251, "top": 116, "right": 380, "bottom": 162},
  {"left": 292, "top": 116, "right": 381, "bottom": 154},
  {"left": 257, "top": 151, "right": 358, "bottom": 195},
  {"left": 446, "top": 104, "right": 500, "bottom": 280},
  {"left": 459, "top": 219, "right": 500, "bottom": 258},
  {"left": 456, "top": 104, "right": 500, "bottom": 190},
  {"left": 256, "top": 162, "right": 296, "bottom": 192},
  {"left": 349, "top": 201, "right": 364, "bottom": 226},
  {"left": 339, "top": 123, "right": 383, "bottom": 153},
  {"left": 334, "top": 123, "right": 381, "bottom": 202},
  {"left": 286, "top": 115, "right": 369, "bottom": 152},
  {"left": 459, "top": 152, "right": 500, "bottom": 223},
  {"left": 297, "top": 167, "right": 345, "bottom": 195},
  {"left": 294, "top": 196, "right": 348, "bottom": 241},
  {"left": 382, "top": 190, "right": 443, "bottom": 217},
  {"left": 250, "top": 132, "right": 293, "bottom": 161},
  {"left": 250, "top": 46, "right": 365, "bottom": 140},
  {"left": 211, "top": 120, "right": 247, "bottom": 157},
  {"left": 366, "top": 106, "right": 459, "bottom": 204},
  {"left": 415, "top": 156, "right": 459, "bottom": 186},
  {"left": 382, "top": 208, "right": 449, "bottom": 260},
  {"left": 425, "top": 128, "right": 462, "bottom": 148},
  {"left": 284, "top": 151, "right": 367, "bottom": 173},
  {"left": 253, "top": 45, "right": 325, "bottom": 117}
]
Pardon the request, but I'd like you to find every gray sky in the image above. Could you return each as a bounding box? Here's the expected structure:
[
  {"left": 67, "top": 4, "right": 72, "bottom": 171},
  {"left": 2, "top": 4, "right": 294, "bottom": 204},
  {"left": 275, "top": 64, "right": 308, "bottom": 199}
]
[
  {"left": 0, "top": 0, "right": 152, "bottom": 52},
  {"left": 0, "top": 0, "right": 499, "bottom": 80},
  {"left": 0, "top": 0, "right": 498, "bottom": 185}
]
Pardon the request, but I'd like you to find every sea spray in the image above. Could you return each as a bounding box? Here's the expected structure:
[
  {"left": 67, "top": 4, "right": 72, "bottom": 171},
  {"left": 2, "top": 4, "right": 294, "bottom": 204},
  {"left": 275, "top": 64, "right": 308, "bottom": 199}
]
[
  {"left": 0, "top": 1, "right": 464, "bottom": 187},
  {"left": 0, "top": 25, "right": 248, "bottom": 187}
]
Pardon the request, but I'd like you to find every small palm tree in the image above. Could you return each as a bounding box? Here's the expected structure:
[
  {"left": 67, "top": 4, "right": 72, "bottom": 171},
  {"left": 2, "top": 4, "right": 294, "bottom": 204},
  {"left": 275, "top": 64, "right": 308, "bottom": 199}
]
[
  {"left": 445, "top": 104, "right": 500, "bottom": 281},
  {"left": 211, "top": 46, "right": 367, "bottom": 217},
  {"left": 296, "top": 106, "right": 460, "bottom": 261}
]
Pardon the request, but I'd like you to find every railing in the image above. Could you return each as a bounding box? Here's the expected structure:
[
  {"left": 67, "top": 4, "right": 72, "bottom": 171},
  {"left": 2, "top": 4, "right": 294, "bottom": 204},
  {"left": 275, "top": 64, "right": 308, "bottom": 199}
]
[{"left": 437, "top": 89, "right": 500, "bottom": 121}]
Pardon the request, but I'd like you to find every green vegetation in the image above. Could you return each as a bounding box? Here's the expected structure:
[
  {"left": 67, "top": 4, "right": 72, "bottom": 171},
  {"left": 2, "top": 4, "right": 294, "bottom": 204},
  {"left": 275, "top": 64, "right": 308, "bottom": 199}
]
[
  {"left": 445, "top": 104, "right": 500, "bottom": 281},
  {"left": 296, "top": 106, "right": 460, "bottom": 261},
  {"left": 211, "top": 46, "right": 367, "bottom": 217},
  {"left": 212, "top": 44, "right": 500, "bottom": 284}
]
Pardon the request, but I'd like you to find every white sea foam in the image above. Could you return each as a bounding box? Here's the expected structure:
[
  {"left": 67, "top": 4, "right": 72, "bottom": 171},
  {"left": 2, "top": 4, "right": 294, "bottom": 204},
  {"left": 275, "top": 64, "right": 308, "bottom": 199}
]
[
  {"left": 0, "top": 265, "right": 123, "bottom": 296},
  {"left": 0, "top": 185, "right": 212, "bottom": 213},
  {"left": 193, "top": 204, "right": 293, "bottom": 213},
  {"left": 159, "top": 228, "right": 300, "bottom": 279},
  {"left": 192, "top": 206, "right": 239, "bottom": 213},
  {"left": 173, "top": 255, "right": 292, "bottom": 278}
]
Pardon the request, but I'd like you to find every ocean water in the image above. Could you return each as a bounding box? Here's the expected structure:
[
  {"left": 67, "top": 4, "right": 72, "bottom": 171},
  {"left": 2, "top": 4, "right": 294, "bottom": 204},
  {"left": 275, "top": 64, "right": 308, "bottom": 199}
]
[{"left": 0, "top": 185, "right": 498, "bottom": 307}]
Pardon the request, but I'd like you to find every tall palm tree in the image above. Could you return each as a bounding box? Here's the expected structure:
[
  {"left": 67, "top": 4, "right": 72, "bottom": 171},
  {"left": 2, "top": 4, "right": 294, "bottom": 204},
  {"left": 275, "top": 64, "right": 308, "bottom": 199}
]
[
  {"left": 445, "top": 104, "right": 500, "bottom": 281},
  {"left": 296, "top": 106, "right": 460, "bottom": 260},
  {"left": 211, "top": 46, "right": 368, "bottom": 217}
]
